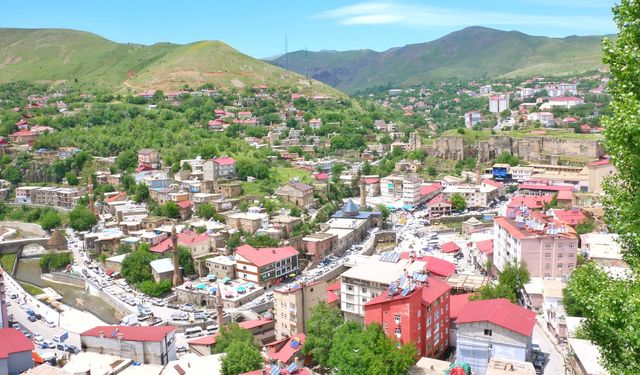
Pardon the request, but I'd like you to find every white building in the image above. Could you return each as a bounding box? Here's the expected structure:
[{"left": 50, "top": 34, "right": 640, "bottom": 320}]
[
  {"left": 456, "top": 299, "right": 537, "bottom": 375},
  {"left": 489, "top": 95, "right": 509, "bottom": 114},
  {"left": 527, "top": 112, "right": 555, "bottom": 127},
  {"left": 518, "top": 88, "right": 536, "bottom": 98},
  {"left": 464, "top": 111, "right": 483, "bottom": 129},
  {"left": 544, "top": 83, "right": 578, "bottom": 98},
  {"left": 479, "top": 85, "right": 493, "bottom": 95},
  {"left": 443, "top": 184, "right": 500, "bottom": 209},
  {"left": 380, "top": 175, "right": 422, "bottom": 207}
]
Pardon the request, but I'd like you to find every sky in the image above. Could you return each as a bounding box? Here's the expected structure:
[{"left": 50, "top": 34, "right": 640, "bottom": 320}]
[{"left": 1, "top": 0, "right": 617, "bottom": 58}]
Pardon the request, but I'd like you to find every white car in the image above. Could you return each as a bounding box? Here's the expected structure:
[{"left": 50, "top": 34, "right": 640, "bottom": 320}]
[
  {"left": 46, "top": 320, "right": 56, "bottom": 328},
  {"left": 33, "top": 333, "right": 44, "bottom": 344}
]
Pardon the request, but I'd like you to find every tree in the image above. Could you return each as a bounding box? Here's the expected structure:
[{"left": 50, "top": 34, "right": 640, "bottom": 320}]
[
  {"left": 65, "top": 172, "right": 79, "bottom": 186},
  {"left": 178, "top": 246, "right": 195, "bottom": 275},
  {"left": 214, "top": 323, "right": 258, "bottom": 353},
  {"left": 450, "top": 193, "right": 467, "bottom": 211},
  {"left": 121, "top": 246, "right": 157, "bottom": 285},
  {"left": 40, "top": 211, "right": 62, "bottom": 230},
  {"left": 196, "top": 203, "right": 215, "bottom": 219},
  {"left": 290, "top": 206, "right": 302, "bottom": 217},
  {"left": 139, "top": 280, "right": 172, "bottom": 297},
  {"left": 303, "top": 302, "right": 344, "bottom": 367},
  {"left": 116, "top": 150, "right": 138, "bottom": 172},
  {"left": 221, "top": 341, "right": 263, "bottom": 375},
  {"left": 427, "top": 166, "right": 437, "bottom": 178},
  {"left": 575, "top": 217, "right": 596, "bottom": 235},
  {"left": 472, "top": 261, "right": 530, "bottom": 303},
  {"left": 157, "top": 201, "right": 180, "bottom": 219},
  {"left": 39, "top": 252, "right": 72, "bottom": 272},
  {"left": 494, "top": 151, "right": 520, "bottom": 167},
  {"left": 134, "top": 183, "right": 149, "bottom": 203},
  {"left": 2, "top": 165, "right": 22, "bottom": 184},
  {"left": 68, "top": 206, "right": 98, "bottom": 231},
  {"left": 543, "top": 193, "right": 558, "bottom": 210}
]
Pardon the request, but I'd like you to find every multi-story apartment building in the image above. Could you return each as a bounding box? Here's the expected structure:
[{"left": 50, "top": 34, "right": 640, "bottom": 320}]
[
  {"left": 493, "top": 212, "right": 579, "bottom": 278},
  {"left": 340, "top": 253, "right": 430, "bottom": 322},
  {"left": 527, "top": 112, "right": 555, "bottom": 127},
  {"left": 443, "top": 184, "right": 500, "bottom": 209},
  {"left": 235, "top": 244, "right": 299, "bottom": 286},
  {"left": 464, "top": 111, "right": 483, "bottom": 129},
  {"left": 509, "top": 166, "right": 538, "bottom": 182},
  {"left": 81, "top": 326, "right": 176, "bottom": 365},
  {"left": 381, "top": 175, "right": 422, "bottom": 207},
  {"left": 17, "top": 186, "right": 83, "bottom": 209},
  {"left": 364, "top": 276, "right": 451, "bottom": 359},
  {"left": 56, "top": 188, "right": 83, "bottom": 209},
  {"left": 544, "top": 83, "right": 578, "bottom": 98},
  {"left": 273, "top": 280, "right": 328, "bottom": 339},
  {"left": 489, "top": 94, "right": 509, "bottom": 114},
  {"left": 479, "top": 85, "right": 492, "bottom": 95}
]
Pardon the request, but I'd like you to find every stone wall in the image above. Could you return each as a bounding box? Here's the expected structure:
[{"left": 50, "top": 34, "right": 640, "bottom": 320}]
[{"left": 428, "top": 135, "right": 604, "bottom": 163}]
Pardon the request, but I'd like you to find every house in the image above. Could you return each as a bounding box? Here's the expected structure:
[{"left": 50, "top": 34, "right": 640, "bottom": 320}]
[
  {"left": 448, "top": 293, "right": 473, "bottom": 347},
  {"left": 544, "top": 97, "right": 584, "bottom": 109},
  {"left": 456, "top": 299, "right": 537, "bottom": 375},
  {"left": 427, "top": 194, "right": 453, "bottom": 218},
  {"left": 527, "top": 112, "right": 555, "bottom": 127},
  {"left": 493, "top": 212, "right": 579, "bottom": 278},
  {"left": 225, "top": 211, "right": 268, "bottom": 234},
  {"left": 150, "top": 258, "right": 175, "bottom": 282},
  {"left": 419, "top": 183, "right": 443, "bottom": 204},
  {"left": 80, "top": 326, "right": 177, "bottom": 365},
  {"left": 443, "top": 184, "right": 500, "bottom": 209},
  {"left": 473, "top": 239, "right": 494, "bottom": 273},
  {"left": 266, "top": 334, "right": 306, "bottom": 366},
  {"left": 234, "top": 244, "right": 300, "bottom": 286},
  {"left": 276, "top": 182, "right": 315, "bottom": 209},
  {"left": 568, "top": 338, "right": 609, "bottom": 375},
  {"left": 586, "top": 158, "right": 616, "bottom": 195},
  {"left": 464, "top": 111, "right": 483, "bottom": 128},
  {"left": 308, "top": 118, "right": 322, "bottom": 129},
  {"left": 301, "top": 232, "right": 338, "bottom": 264},
  {"left": 381, "top": 174, "right": 422, "bottom": 207},
  {"left": 489, "top": 95, "right": 509, "bottom": 114},
  {"left": 364, "top": 276, "right": 451, "bottom": 358},
  {"left": 151, "top": 230, "right": 211, "bottom": 257},
  {"left": 9, "top": 130, "right": 38, "bottom": 144},
  {"left": 138, "top": 149, "right": 160, "bottom": 169},
  {"left": 0, "top": 328, "right": 34, "bottom": 375},
  {"left": 441, "top": 242, "right": 461, "bottom": 254},
  {"left": 273, "top": 281, "right": 329, "bottom": 339},
  {"left": 205, "top": 256, "right": 237, "bottom": 280},
  {"left": 212, "top": 157, "right": 237, "bottom": 179},
  {"left": 506, "top": 195, "right": 554, "bottom": 217},
  {"left": 549, "top": 208, "right": 586, "bottom": 227}
]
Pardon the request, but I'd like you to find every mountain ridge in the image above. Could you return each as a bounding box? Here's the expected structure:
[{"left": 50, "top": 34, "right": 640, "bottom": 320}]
[
  {"left": 270, "top": 26, "right": 606, "bottom": 93},
  {"left": 0, "top": 27, "right": 341, "bottom": 96}
]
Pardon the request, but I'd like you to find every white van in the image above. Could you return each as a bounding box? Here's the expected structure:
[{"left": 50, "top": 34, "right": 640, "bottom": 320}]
[
  {"left": 205, "top": 324, "right": 218, "bottom": 334},
  {"left": 184, "top": 327, "right": 204, "bottom": 338}
]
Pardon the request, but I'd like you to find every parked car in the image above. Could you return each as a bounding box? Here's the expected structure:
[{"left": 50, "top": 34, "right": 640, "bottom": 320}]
[
  {"left": 176, "top": 345, "right": 188, "bottom": 353},
  {"left": 180, "top": 304, "right": 195, "bottom": 312},
  {"left": 66, "top": 344, "right": 81, "bottom": 354},
  {"left": 33, "top": 334, "right": 44, "bottom": 344},
  {"left": 193, "top": 312, "right": 207, "bottom": 320},
  {"left": 41, "top": 341, "right": 55, "bottom": 349}
]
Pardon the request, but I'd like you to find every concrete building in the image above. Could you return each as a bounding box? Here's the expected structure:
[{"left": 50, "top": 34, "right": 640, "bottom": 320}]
[
  {"left": 150, "top": 258, "right": 175, "bottom": 282},
  {"left": 323, "top": 200, "right": 382, "bottom": 255},
  {"left": 364, "top": 276, "right": 451, "bottom": 358},
  {"left": 465, "top": 111, "right": 483, "bottom": 129},
  {"left": 273, "top": 280, "right": 329, "bottom": 339},
  {"left": 527, "top": 112, "right": 555, "bottom": 127},
  {"left": 489, "top": 95, "right": 509, "bottom": 114},
  {"left": 301, "top": 232, "right": 338, "bottom": 264},
  {"left": 0, "top": 328, "right": 34, "bottom": 375},
  {"left": 225, "top": 212, "right": 268, "bottom": 234},
  {"left": 80, "top": 326, "right": 177, "bottom": 365},
  {"left": 479, "top": 85, "right": 493, "bottom": 95},
  {"left": 381, "top": 174, "right": 422, "bottom": 207},
  {"left": 427, "top": 194, "right": 452, "bottom": 219},
  {"left": 443, "top": 183, "right": 500, "bottom": 209},
  {"left": 456, "top": 299, "right": 537, "bottom": 375},
  {"left": 205, "top": 256, "right": 237, "bottom": 280},
  {"left": 493, "top": 211, "right": 579, "bottom": 278},
  {"left": 234, "top": 244, "right": 299, "bottom": 286},
  {"left": 568, "top": 338, "right": 609, "bottom": 375},
  {"left": 15, "top": 186, "right": 40, "bottom": 204},
  {"left": 275, "top": 182, "right": 315, "bottom": 209},
  {"left": 586, "top": 158, "right": 616, "bottom": 195},
  {"left": 138, "top": 149, "right": 160, "bottom": 169},
  {"left": 203, "top": 157, "right": 237, "bottom": 181},
  {"left": 544, "top": 83, "right": 578, "bottom": 98}
]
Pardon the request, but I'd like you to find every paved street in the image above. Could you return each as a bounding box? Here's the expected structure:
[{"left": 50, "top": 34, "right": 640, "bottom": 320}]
[{"left": 533, "top": 321, "right": 566, "bottom": 375}]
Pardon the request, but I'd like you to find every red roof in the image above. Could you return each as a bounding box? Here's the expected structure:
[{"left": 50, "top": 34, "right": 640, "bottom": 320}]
[
  {"left": 238, "top": 317, "right": 273, "bottom": 330},
  {"left": 213, "top": 157, "right": 236, "bottom": 166},
  {"left": 327, "top": 281, "right": 340, "bottom": 292},
  {"left": 481, "top": 179, "right": 504, "bottom": 189},
  {"left": 556, "top": 190, "right": 573, "bottom": 201},
  {"left": 81, "top": 325, "right": 175, "bottom": 342},
  {"left": 428, "top": 193, "right": 451, "bottom": 206},
  {"left": 549, "top": 96, "right": 581, "bottom": 101},
  {"left": 313, "top": 173, "right": 330, "bottom": 181},
  {"left": 420, "top": 183, "right": 442, "bottom": 197},
  {"left": 150, "top": 231, "right": 209, "bottom": 253},
  {"left": 0, "top": 328, "right": 34, "bottom": 358},
  {"left": 241, "top": 367, "right": 310, "bottom": 375},
  {"left": 518, "top": 183, "right": 573, "bottom": 192},
  {"left": 449, "top": 293, "right": 473, "bottom": 320},
  {"left": 441, "top": 241, "right": 461, "bottom": 253},
  {"left": 268, "top": 333, "right": 306, "bottom": 363},
  {"left": 551, "top": 209, "right": 586, "bottom": 226},
  {"left": 105, "top": 192, "right": 127, "bottom": 203},
  {"left": 456, "top": 298, "right": 537, "bottom": 337},
  {"left": 363, "top": 177, "right": 380, "bottom": 184},
  {"left": 177, "top": 200, "right": 193, "bottom": 209},
  {"left": 10, "top": 130, "right": 34, "bottom": 136},
  {"left": 508, "top": 195, "right": 553, "bottom": 210},
  {"left": 398, "top": 253, "right": 456, "bottom": 277},
  {"left": 588, "top": 158, "right": 611, "bottom": 166},
  {"left": 326, "top": 290, "right": 340, "bottom": 304},
  {"left": 476, "top": 239, "right": 493, "bottom": 255},
  {"left": 235, "top": 244, "right": 299, "bottom": 268},
  {"left": 365, "top": 277, "right": 450, "bottom": 307},
  {"left": 188, "top": 333, "right": 218, "bottom": 345}
]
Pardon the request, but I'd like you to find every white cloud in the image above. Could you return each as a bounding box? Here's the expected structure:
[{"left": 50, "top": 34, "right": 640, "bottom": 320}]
[{"left": 316, "top": 1, "right": 614, "bottom": 32}]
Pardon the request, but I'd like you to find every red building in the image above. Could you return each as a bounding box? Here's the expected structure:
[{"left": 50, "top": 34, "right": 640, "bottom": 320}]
[{"left": 364, "top": 276, "right": 451, "bottom": 358}]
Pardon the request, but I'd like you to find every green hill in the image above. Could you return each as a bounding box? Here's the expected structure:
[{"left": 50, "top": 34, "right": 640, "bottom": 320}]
[
  {"left": 0, "top": 28, "right": 341, "bottom": 96},
  {"left": 270, "top": 27, "right": 606, "bottom": 93}
]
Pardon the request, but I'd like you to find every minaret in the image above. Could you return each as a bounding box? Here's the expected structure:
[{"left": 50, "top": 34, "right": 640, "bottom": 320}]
[
  {"left": 215, "top": 284, "right": 224, "bottom": 329},
  {"left": 171, "top": 226, "right": 183, "bottom": 287},
  {"left": 359, "top": 177, "right": 367, "bottom": 209},
  {"left": 88, "top": 182, "right": 95, "bottom": 214}
]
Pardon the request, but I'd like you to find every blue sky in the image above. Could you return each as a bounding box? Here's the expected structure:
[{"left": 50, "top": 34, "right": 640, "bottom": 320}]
[{"left": 1, "top": 0, "right": 617, "bottom": 58}]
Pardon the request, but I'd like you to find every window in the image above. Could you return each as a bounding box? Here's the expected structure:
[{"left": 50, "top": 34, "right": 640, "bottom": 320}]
[
  {"left": 545, "top": 253, "right": 551, "bottom": 259},
  {"left": 545, "top": 242, "right": 552, "bottom": 248},
  {"left": 558, "top": 253, "right": 564, "bottom": 258},
  {"left": 346, "top": 294, "right": 354, "bottom": 301},
  {"left": 568, "top": 264, "right": 574, "bottom": 269},
  {"left": 426, "top": 329, "right": 432, "bottom": 339},
  {"left": 484, "top": 329, "right": 492, "bottom": 336},
  {"left": 362, "top": 298, "right": 367, "bottom": 303},
  {"left": 346, "top": 303, "right": 354, "bottom": 310},
  {"left": 362, "top": 288, "right": 367, "bottom": 293},
  {"left": 394, "top": 327, "right": 402, "bottom": 336},
  {"left": 558, "top": 263, "right": 563, "bottom": 268},
  {"left": 347, "top": 285, "right": 354, "bottom": 291},
  {"left": 569, "top": 253, "right": 575, "bottom": 258},
  {"left": 417, "top": 322, "right": 421, "bottom": 330},
  {"left": 418, "top": 309, "right": 421, "bottom": 317},
  {"left": 427, "top": 316, "right": 432, "bottom": 326},
  {"left": 435, "top": 310, "right": 440, "bottom": 320},
  {"left": 569, "top": 243, "right": 575, "bottom": 248},
  {"left": 545, "top": 263, "right": 551, "bottom": 270},
  {"left": 394, "top": 314, "right": 401, "bottom": 324}
]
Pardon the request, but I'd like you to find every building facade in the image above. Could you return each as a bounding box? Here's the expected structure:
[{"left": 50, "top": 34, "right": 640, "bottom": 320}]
[
  {"left": 234, "top": 245, "right": 299, "bottom": 285},
  {"left": 273, "top": 280, "right": 328, "bottom": 339}
]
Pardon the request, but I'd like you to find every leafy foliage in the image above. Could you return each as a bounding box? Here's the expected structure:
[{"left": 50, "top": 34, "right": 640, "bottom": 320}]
[
  {"left": 214, "top": 323, "right": 258, "bottom": 354},
  {"left": 302, "top": 302, "right": 344, "bottom": 367},
  {"left": 221, "top": 341, "right": 263, "bottom": 375},
  {"left": 139, "top": 280, "right": 172, "bottom": 297},
  {"left": 121, "top": 244, "right": 157, "bottom": 285},
  {"left": 68, "top": 206, "right": 98, "bottom": 231},
  {"left": 473, "top": 261, "right": 530, "bottom": 303},
  {"left": 40, "top": 211, "right": 62, "bottom": 230},
  {"left": 39, "top": 252, "right": 72, "bottom": 271},
  {"left": 450, "top": 193, "right": 467, "bottom": 211},
  {"left": 494, "top": 151, "right": 520, "bottom": 166}
]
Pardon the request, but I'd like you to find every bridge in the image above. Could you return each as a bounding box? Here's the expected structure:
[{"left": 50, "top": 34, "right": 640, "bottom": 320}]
[{"left": 0, "top": 237, "right": 52, "bottom": 256}]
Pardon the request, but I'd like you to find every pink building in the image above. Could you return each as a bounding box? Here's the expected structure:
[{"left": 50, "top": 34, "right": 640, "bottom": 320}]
[{"left": 493, "top": 211, "right": 578, "bottom": 279}]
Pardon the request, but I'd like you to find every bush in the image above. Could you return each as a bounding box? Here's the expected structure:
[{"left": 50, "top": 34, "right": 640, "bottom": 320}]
[
  {"left": 139, "top": 280, "right": 172, "bottom": 297},
  {"left": 68, "top": 206, "right": 98, "bottom": 231},
  {"left": 39, "top": 252, "right": 73, "bottom": 272},
  {"left": 40, "top": 211, "right": 62, "bottom": 230}
]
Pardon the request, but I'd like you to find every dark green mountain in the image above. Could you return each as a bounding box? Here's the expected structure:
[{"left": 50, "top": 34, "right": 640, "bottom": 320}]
[{"left": 270, "top": 27, "right": 605, "bottom": 93}]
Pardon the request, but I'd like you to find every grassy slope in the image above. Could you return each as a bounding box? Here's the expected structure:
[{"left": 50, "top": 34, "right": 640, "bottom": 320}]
[
  {"left": 0, "top": 28, "right": 342, "bottom": 96},
  {"left": 271, "top": 27, "right": 605, "bottom": 93}
]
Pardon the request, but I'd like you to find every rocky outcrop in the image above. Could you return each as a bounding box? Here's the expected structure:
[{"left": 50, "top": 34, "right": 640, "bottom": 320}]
[{"left": 427, "top": 135, "right": 605, "bottom": 163}]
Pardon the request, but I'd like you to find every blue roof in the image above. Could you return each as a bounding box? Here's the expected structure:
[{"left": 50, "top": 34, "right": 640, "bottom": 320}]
[
  {"left": 331, "top": 210, "right": 378, "bottom": 219},
  {"left": 287, "top": 363, "right": 298, "bottom": 373}
]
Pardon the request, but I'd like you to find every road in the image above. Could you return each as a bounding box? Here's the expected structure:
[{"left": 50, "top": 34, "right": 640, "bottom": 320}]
[{"left": 533, "top": 320, "right": 567, "bottom": 375}]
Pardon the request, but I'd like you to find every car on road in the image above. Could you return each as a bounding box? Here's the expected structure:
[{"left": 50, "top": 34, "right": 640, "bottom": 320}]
[
  {"left": 176, "top": 345, "right": 188, "bottom": 353},
  {"left": 46, "top": 320, "right": 56, "bottom": 328},
  {"left": 193, "top": 312, "right": 207, "bottom": 320},
  {"left": 41, "top": 340, "right": 55, "bottom": 349},
  {"left": 151, "top": 299, "right": 166, "bottom": 307},
  {"left": 125, "top": 298, "right": 137, "bottom": 306},
  {"left": 22, "top": 330, "right": 31, "bottom": 339},
  {"left": 137, "top": 313, "right": 151, "bottom": 322},
  {"left": 180, "top": 304, "right": 195, "bottom": 312},
  {"left": 27, "top": 315, "right": 37, "bottom": 322},
  {"left": 33, "top": 333, "right": 44, "bottom": 344},
  {"left": 66, "top": 344, "right": 81, "bottom": 354},
  {"left": 171, "top": 312, "right": 189, "bottom": 321}
]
